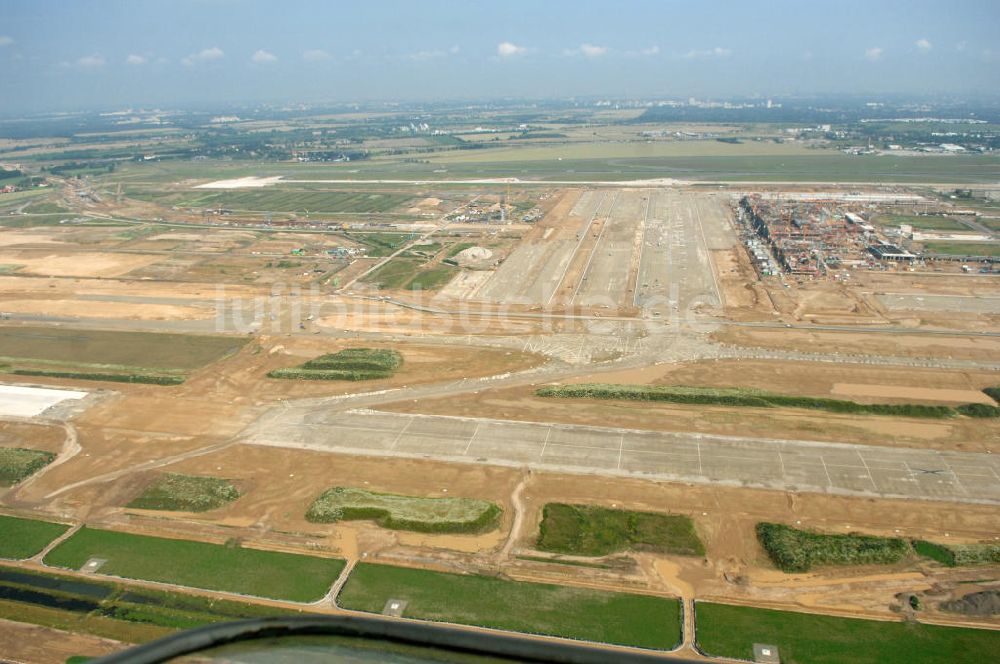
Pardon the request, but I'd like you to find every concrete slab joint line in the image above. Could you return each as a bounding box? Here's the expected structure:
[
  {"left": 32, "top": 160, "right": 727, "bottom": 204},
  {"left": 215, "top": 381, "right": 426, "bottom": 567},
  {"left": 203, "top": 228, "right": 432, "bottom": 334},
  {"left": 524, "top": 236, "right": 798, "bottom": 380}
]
[{"left": 245, "top": 410, "right": 1000, "bottom": 505}]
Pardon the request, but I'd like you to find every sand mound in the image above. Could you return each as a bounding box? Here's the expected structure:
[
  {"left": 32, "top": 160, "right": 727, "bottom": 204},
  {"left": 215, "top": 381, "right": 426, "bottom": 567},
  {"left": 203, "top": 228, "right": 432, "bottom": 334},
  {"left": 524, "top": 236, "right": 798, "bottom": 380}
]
[{"left": 455, "top": 246, "right": 493, "bottom": 265}]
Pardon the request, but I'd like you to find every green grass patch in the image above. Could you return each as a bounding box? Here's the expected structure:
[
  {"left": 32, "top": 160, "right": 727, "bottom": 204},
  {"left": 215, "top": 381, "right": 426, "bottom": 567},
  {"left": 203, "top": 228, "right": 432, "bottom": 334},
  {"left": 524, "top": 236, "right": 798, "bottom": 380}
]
[
  {"left": 537, "top": 503, "right": 704, "bottom": 557},
  {"left": 306, "top": 487, "right": 500, "bottom": 533},
  {"left": 913, "top": 540, "right": 1000, "bottom": 567},
  {"left": 756, "top": 522, "right": 911, "bottom": 573},
  {"left": 0, "top": 327, "right": 245, "bottom": 373},
  {"left": 0, "top": 515, "right": 70, "bottom": 559},
  {"left": 362, "top": 258, "right": 422, "bottom": 289},
  {"left": 269, "top": 347, "right": 402, "bottom": 381},
  {"left": 406, "top": 265, "right": 457, "bottom": 291},
  {"left": 338, "top": 563, "right": 680, "bottom": 649},
  {"left": 10, "top": 369, "right": 184, "bottom": 385},
  {"left": 696, "top": 601, "right": 1000, "bottom": 664},
  {"left": 0, "top": 565, "right": 307, "bottom": 643},
  {"left": 446, "top": 242, "right": 476, "bottom": 257},
  {"left": 0, "top": 447, "right": 56, "bottom": 486},
  {"left": 515, "top": 555, "right": 615, "bottom": 569},
  {"left": 922, "top": 241, "right": 1000, "bottom": 257},
  {"left": 873, "top": 214, "right": 968, "bottom": 231},
  {"left": 537, "top": 383, "right": 958, "bottom": 419},
  {"left": 43, "top": 527, "right": 345, "bottom": 602},
  {"left": 127, "top": 474, "right": 241, "bottom": 512}
]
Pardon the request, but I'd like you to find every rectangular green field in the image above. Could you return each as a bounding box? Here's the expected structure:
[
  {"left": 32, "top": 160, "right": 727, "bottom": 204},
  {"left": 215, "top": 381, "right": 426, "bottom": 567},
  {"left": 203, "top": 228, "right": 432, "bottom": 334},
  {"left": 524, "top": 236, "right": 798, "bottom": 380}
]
[
  {"left": 922, "top": 241, "right": 1000, "bottom": 257},
  {"left": 537, "top": 503, "right": 704, "bottom": 557},
  {"left": 0, "top": 327, "right": 246, "bottom": 373},
  {"left": 0, "top": 515, "right": 69, "bottom": 559},
  {"left": 873, "top": 214, "right": 968, "bottom": 231},
  {"left": 696, "top": 602, "right": 1000, "bottom": 664},
  {"left": 338, "top": 563, "right": 680, "bottom": 650},
  {"left": 43, "top": 527, "right": 345, "bottom": 602}
]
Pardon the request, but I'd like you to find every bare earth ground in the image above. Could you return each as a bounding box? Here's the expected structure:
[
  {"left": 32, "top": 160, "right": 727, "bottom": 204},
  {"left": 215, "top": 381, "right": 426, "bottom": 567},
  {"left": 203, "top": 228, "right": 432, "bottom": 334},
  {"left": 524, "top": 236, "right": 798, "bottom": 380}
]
[
  {"left": 381, "top": 359, "right": 1000, "bottom": 452},
  {"left": 713, "top": 326, "right": 1000, "bottom": 362},
  {"left": 1, "top": 182, "right": 998, "bottom": 651},
  {"left": 0, "top": 618, "right": 125, "bottom": 663}
]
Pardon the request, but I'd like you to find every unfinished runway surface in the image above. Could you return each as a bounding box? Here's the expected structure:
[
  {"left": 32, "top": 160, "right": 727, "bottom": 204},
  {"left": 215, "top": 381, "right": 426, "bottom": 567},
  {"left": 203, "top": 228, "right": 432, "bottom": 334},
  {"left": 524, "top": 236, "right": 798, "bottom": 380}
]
[{"left": 244, "top": 409, "right": 1000, "bottom": 505}]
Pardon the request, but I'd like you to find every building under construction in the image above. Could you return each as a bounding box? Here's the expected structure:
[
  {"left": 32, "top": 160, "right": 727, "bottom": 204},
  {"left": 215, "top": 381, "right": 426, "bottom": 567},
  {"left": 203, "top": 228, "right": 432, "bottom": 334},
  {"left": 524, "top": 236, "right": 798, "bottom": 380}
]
[{"left": 737, "top": 195, "right": 902, "bottom": 277}]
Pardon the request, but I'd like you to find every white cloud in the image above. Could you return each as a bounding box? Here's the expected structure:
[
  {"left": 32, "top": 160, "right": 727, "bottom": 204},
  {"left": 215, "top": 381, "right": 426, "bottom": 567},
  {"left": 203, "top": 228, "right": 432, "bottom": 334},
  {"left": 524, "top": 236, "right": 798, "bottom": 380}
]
[
  {"left": 865, "top": 46, "right": 883, "bottom": 61},
  {"left": 77, "top": 54, "right": 106, "bottom": 68},
  {"left": 251, "top": 49, "right": 277, "bottom": 64},
  {"left": 182, "top": 46, "right": 224, "bottom": 66},
  {"left": 497, "top": 41, "right": 527, "bottom": 58},
  {"left": 955, "top": 41, "right": 967, "bottom": 52},
  {"left": 915, "top": 38, "right": 932, "bottom": 52},
  {"left": 302, "top": 49, "right": 332, "bottom": 62},
  {"left": 0, "top": 36, "right": 13, "bottom": 47},
  {"left": 579, "top": 43, "right": 608, "bottom": 58},
  {"left": 125, "top": 54, "right": 148, "bottom": 65},
  {"left": 407, "top": 45, "right": 460, "bottom": 61},
  {"left": 682, "top": 46, "right": 732, "bottom": 60},
  {"left": 640, "top": 45, "right": 660, "bottom": 56}
]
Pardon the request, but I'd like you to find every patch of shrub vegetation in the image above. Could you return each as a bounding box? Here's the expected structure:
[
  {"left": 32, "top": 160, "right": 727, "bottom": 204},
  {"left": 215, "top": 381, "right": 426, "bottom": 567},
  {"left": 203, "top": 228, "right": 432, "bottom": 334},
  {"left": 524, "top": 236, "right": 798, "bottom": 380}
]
[
  {"left": 956, "top": 403, "right": 1000, "bottom": 418},
  {"left": 982, "top": 386, "right": 1000, "bottom": 402},
  {"left": 127, "top": 473, "right": 241, "bottom": 512},
  {"left": 0, "top": 447, "right": 56, "bottom": 486},
  {"left": 306, "top": 486, "right": 500, "bottom": 534},
  {"left": 537, "top": 384, "right": 958, "bottom": 418},
  {"left": 756, "top": 522, "right": 911, "bottom": 572},
  {"left": 913, "top": 540, "right": 1000, "bottom": 567},
  {"left": 268, "top": 348, "right": 402, "bottom": 381},
  {"left": 11, "top": 369, "right": 183, "bottom": 385},
  {"left": 537, "top": 503, "right": 705, "bottom": 557}
]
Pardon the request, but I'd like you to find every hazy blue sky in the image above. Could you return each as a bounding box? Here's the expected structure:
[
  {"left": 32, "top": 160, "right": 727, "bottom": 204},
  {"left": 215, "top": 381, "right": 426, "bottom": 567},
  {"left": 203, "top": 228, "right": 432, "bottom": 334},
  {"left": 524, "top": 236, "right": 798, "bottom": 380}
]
[{"left": 1, "top": 0, "right": 998, "bottom": 111}]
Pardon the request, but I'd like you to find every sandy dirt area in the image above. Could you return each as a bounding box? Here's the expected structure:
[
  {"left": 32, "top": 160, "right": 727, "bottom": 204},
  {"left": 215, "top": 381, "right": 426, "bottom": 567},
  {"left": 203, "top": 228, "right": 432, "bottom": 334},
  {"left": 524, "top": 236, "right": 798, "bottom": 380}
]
[
  {"left": 713, "top": 325, "right": 1000, "bottom": 361},
  {"left": 0, "top": 298, "right": 213, "bottom": 321},
  {"left": 0, "top": 618, "right": 126, "bottom": 662},
  {"left": 0, "top": 231, "right": 69, "bottom": 247},
  {"left": 381, "top": 359, "right": 999, "bottom": 452},
  {"left": 0, "top": 252, "right": 161, "bottom": 278}
]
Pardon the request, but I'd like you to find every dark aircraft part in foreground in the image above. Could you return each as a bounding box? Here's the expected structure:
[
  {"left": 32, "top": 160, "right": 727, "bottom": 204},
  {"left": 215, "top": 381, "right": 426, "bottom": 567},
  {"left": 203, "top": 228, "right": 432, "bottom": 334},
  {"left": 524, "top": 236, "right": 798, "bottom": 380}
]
[{"left": 93, "top": 614, "right": 698, "bottom": 663}]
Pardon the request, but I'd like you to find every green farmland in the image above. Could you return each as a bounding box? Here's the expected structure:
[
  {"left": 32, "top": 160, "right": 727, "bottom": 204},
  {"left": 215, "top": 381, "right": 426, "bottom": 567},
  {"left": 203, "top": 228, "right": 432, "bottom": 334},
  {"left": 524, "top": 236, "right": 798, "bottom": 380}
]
[
  {"left": 537, "top": 503, "right": 704, "bottom": 557},
  {"left": 338, "top": 563, "right": 680, "bottom": 650},
  {"left": 0, "top": 515, "right": 69, "bottom": 559},
  {"left": 0, "top": 327, "right": 246, "bottom": 384},
  {"left": 44, "top": 527, "right": 345, "bottom": 602},
  {"left": 696, "top": 602, "right": 1000, "bottom": 664}
]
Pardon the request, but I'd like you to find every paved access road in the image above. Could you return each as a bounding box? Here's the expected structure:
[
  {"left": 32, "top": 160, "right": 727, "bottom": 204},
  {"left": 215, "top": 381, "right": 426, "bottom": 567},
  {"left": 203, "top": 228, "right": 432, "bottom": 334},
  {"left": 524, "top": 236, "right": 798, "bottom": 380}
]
[{"left": 243, "top": 409, "right": 1000, "bottom": 505}]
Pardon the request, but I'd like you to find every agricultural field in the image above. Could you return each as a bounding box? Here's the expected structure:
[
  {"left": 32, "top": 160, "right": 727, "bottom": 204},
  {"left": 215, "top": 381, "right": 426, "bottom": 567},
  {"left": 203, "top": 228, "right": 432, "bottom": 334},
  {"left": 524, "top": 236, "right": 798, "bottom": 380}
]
[
  {"left": 126, "top": 474, "right": 241, "bottom": 512},
  {"left": 338, "top": 563, "right": 680, "bottom": 650},
  {"left": 756, "top": 522, "right": 911, "bottom": 572},
  {"left": 0, "top": 515, "right": 69, "bottom": 559},
  {"left": 305, "top": 486, "right": 501, "bottom": 533},
  {"left": 0, "top": 447, "right": 55, "bottom": 486},
  {"left": 696, "top": 602, "right": 1000, "bottom": 664},
  {"left": 268, "top": 347, "right": 403, "bottom": 381},
  {"left": 536, "top": 504, "right": 704, "bottom": 557},
  {"left": 43, "top": 528, "right": 345, "bottom": 602},
  {"left": 0, "top": 327, "right": 246, "bottom": 384}
]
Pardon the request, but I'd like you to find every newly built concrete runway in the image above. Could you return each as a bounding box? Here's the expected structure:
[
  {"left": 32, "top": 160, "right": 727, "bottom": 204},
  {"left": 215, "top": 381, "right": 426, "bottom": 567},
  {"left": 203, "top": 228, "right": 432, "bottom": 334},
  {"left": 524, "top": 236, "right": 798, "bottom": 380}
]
[{"left": 244, "top": 409, "right": 1000, "bottom": 505}]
